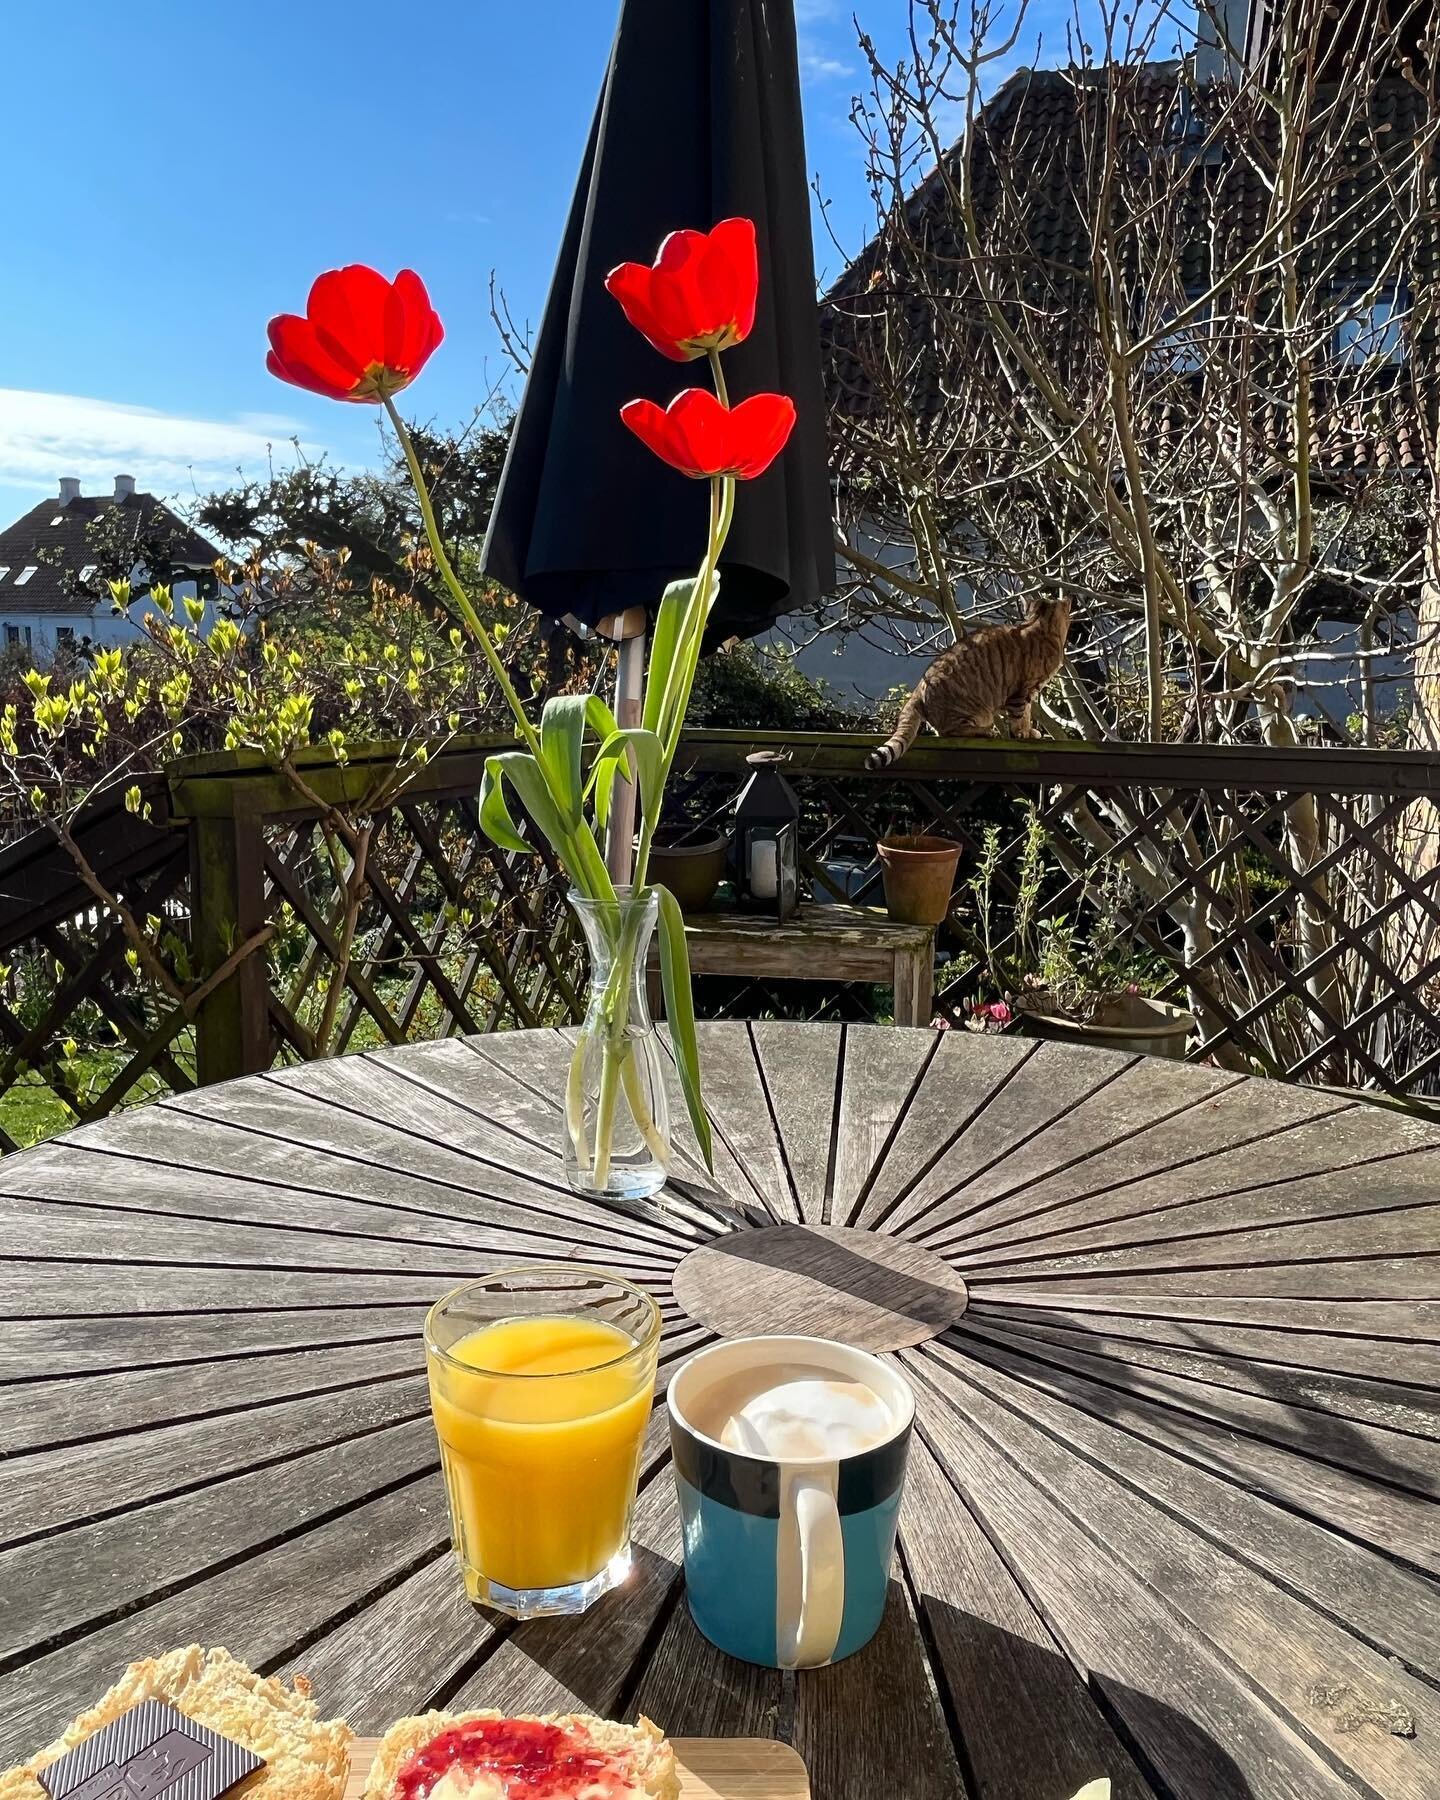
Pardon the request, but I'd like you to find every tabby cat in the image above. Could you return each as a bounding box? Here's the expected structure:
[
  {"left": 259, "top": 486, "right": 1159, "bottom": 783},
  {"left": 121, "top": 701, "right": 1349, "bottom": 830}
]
[{"left": 866, "top": 595, "right": 1071, "bottom": 769}]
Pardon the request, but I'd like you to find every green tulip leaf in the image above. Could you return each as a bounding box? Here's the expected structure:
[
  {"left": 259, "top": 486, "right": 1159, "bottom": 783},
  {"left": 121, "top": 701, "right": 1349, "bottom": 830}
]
[
  {"left": 478, "top": 751, "right": 572, "bottom": 863},
  {"left": 641, "top": 579, "right": 694, "bottom": 739},
  {"left": 663, "top": 569, "right": 720, "bottom": 755},
  {"left": 655, "top": 883, "right": 711, "bottom": 1170},
  {"left": 581, "top": 694, "right": 624, "bottom": 805},
  {"left": 642, "top": 570, "right": 717, "bottom": 747},
  {"left": 538, "top": 694, "right": 592, "bottom": 827},
  {"left": 584, "top": 693, "right": 620, "bottom": 742},
  {"left": 478, "top": 755, "right": 534, "bottom": 856},
  {"left": 592, "top": 727, "right": 665, "bottom": 831}
]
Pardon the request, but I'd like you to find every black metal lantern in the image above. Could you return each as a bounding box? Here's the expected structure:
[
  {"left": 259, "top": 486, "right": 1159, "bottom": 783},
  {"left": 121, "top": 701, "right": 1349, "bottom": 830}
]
[{"left": 734, "top": 750, "right": 800, "bottom": 920}]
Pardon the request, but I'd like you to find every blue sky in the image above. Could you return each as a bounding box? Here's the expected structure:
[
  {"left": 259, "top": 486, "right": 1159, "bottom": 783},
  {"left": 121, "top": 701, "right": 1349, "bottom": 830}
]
[{"left": 0, "top": 0, "right": 1092, "bottom": 527}]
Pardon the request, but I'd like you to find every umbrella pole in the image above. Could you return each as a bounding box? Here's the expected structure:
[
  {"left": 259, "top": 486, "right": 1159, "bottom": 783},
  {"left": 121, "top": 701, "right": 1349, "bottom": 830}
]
[{"left": 600, "top": 606, "right": 647, "bottom": 885}]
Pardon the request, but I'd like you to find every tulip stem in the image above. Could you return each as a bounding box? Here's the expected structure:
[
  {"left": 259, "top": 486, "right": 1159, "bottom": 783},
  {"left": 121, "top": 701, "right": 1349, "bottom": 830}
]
[
  {"left": 389, "top": 397, "right": 617, "bottom": 917},
  {"left": 633, "top": 470, "right": 733, "bottom": 897},
  {"left": 384, "top": 396, "right": 545, "bottom": 767},
  {"left": 707, "top": 348, "right": 730, "bottom": 409},
  {"left": 632, "top": 333, "right": 742, "bottom": 885}
]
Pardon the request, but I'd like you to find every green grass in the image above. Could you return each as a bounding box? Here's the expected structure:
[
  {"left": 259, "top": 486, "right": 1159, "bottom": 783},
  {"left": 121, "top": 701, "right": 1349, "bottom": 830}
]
[
  {"left": 0, "top": 934, "right": 577, "bottom": 1152},
  {"left": 0, "top": 1050, "right": 177, "bottom": 1150},
  {"left": 0, "top": 1077, "right": 76, "bottom": 1148}
]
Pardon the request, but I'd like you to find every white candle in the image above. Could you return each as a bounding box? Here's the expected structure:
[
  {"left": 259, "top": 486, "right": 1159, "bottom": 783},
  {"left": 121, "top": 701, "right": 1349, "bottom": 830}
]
[{"left": 749, "top": 837, "right": 779, "bottom": 899}]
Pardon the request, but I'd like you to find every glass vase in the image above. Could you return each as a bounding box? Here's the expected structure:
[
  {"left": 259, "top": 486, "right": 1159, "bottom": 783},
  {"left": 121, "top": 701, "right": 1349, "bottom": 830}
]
[{"left": 565, "top": 887, "right": 671, "bottom": 1202}]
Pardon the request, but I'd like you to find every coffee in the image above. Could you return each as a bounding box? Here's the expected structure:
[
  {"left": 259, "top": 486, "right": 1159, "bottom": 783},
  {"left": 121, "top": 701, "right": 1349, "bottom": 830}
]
[{"left": 688, "top": 1361, "right": 894, "bottom": 1460}]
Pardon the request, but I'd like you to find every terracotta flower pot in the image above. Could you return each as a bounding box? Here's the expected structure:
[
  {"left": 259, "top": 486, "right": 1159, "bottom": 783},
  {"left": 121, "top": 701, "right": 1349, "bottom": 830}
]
[
  {"left": 645, "top": 826, "right": 730, "bottom": 913},
  {"left": 876, "top": 834, "right": 962, "bottom": 926}
]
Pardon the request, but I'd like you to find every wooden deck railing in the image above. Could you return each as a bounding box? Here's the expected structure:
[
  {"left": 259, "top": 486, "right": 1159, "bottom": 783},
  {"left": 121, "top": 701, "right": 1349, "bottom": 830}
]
[{"left": 0, "top": 729, "right": 1435, "bottom": 1145}]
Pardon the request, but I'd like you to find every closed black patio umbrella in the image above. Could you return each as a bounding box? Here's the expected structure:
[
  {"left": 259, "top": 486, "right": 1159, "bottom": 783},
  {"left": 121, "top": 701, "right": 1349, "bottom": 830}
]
[{"left": 481, "top": 0, "right": 833, "bottom": 647}]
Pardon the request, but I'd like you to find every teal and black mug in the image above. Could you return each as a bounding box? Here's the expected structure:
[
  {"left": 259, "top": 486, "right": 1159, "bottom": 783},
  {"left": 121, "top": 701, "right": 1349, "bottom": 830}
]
[{"left": 667, "top": 1335, "right": 914, "bottom": 1669}]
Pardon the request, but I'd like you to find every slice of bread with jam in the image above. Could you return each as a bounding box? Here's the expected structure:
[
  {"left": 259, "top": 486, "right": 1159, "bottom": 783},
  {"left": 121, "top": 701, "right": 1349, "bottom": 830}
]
[{"left": 362, "top": 1710, "right": 680, "bottom": 1800}]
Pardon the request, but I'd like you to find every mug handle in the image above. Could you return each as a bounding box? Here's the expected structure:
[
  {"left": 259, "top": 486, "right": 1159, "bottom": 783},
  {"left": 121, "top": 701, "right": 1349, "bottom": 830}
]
[{"left": 777, "top": 1473, "right": 845, "bottom": 1668}]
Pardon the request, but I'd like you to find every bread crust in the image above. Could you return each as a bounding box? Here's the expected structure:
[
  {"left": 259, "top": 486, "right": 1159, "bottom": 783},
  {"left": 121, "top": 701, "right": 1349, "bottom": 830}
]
[
  {"left": 362, "top": 1709, "right": 680, "bottom": 1800},
  {"left": 0, "top": 1646, "right": 351, "bottom": 1800}
]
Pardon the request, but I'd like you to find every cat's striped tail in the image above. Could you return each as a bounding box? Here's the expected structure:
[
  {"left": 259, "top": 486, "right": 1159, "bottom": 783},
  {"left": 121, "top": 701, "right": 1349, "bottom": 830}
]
[{"left": 865, "top": 692, "right": 925, "bottom": 770}]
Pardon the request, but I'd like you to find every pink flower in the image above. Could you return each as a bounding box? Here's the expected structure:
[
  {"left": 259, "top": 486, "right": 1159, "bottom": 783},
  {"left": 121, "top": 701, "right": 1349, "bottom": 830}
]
[
  {"left": 966, "top": 999, "right": 1015, "bottom": 1033},
  {"left": 971, "top": 1000, "right": 1013, "bottom": 1024}
]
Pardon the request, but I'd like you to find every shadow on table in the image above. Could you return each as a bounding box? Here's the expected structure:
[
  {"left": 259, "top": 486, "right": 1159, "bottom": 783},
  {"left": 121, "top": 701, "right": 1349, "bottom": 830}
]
[
  {"left": 914, "top": 1591, "right": 1256, "bottom": 1800},
  {"left": 488, "top": 1553, "right": 1254, "bottom": 1799},
  {"left": 686, "top": 1223, "right": 970, "bottom": 1338},
  {"left": 954, "top": 1303, "right": 1434, "bottom": 1510}
]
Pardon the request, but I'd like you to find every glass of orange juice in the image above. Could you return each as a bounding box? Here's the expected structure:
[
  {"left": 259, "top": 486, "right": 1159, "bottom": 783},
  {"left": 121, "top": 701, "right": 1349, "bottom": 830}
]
[{"left": 424, "top": 1265, "right": 661, "bottom": 1617}]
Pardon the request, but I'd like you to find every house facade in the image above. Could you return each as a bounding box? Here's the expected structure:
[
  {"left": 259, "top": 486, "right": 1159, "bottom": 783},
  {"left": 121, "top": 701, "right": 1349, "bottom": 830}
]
[
  {"left": 812, "top": 0, "right": 1434, "bottom": 729},
  {"left": 0, "top": 476, "right": 226, "bottom": 658}
]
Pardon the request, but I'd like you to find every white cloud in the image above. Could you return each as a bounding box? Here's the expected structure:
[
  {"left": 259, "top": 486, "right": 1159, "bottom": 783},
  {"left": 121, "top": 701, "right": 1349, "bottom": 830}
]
[
  {"left": 0, "top": 388, "right": 327, "bottom": 503},
  {"left": 800, "top": 48, "right": 852, "bottom": 80},
  {"left": 794, "top": 0, "right": 855, "bottom": 90}
]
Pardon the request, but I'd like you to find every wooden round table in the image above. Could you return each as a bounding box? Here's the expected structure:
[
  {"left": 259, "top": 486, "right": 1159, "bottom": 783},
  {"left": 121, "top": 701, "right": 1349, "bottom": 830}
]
[{"left": 2, "top": 1023, "right": 1436, "bottom": 1800}]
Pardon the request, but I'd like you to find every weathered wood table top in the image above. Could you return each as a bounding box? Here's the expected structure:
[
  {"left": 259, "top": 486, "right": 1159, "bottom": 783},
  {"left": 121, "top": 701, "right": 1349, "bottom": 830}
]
[{"left": 2, "top": 1023, "right": 1437, "bottom": 1800}]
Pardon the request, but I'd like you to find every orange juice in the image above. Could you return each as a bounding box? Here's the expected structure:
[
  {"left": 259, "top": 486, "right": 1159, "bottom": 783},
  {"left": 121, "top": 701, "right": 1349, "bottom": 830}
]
[{"left": 427, "top": 1314, "right": 654, "bottom": 1597}]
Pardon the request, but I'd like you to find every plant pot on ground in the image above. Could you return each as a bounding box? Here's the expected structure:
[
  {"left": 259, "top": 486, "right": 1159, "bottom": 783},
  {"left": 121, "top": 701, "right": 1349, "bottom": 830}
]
[
  {"left": 959, "top": 808, "right": 1195, "bottom": 1061},
  {"left": 1014, "top": 989, "right": 1195, "bottom": 1059},
  {"left": 877, "top": 834, "right": 962, "bottom": 926},
  {"left": 644, "top": 823, "right": 730, "bottom": 913}
]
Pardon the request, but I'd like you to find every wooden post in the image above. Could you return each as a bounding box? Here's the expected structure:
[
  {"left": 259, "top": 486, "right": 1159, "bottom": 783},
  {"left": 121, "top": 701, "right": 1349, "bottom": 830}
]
[
  {"left": 189, "top": 809, "right": 270, "bottom": 1084},
  {"left": 892, "top": 935, "right": 936, "bottom": 1027},
  {"left": 599, "top": 606, "right": 647, "bottom": 886}
]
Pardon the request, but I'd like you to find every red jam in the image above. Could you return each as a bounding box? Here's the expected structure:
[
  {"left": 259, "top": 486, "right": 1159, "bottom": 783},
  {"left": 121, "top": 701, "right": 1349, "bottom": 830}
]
[{"left": 393, "top": 1718, "right": 629, "bottom": 1799}]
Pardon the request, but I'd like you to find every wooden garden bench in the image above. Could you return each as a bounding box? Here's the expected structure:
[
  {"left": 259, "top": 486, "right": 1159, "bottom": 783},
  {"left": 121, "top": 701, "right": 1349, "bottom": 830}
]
[{"left": 648, "top": 902, "right": 936, "bottom": 1025}]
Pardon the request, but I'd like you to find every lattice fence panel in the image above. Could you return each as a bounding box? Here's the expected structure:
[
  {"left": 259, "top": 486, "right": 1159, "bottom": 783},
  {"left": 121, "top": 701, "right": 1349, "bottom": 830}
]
[
  {"left": 0, "top": 782, "right": 194, "bottom": 1148},
  {"left": 670, "top": 740, "right": 1440, "bottom": 1102},
  {"left": 0, "top": 734, "right": 1434, "bottom": 1145},
  {"left": 253, "top": 792, "right": 581, "bottom": 1069}
]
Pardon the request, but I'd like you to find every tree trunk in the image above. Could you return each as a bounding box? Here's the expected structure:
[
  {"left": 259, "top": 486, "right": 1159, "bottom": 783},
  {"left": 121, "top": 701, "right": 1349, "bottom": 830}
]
[
  {"left": 1395, "top": 454, "right": 1440, "bottom": 982},
  {"left": 1411, "top": 461, "right": 1440, "bottom": 758}
]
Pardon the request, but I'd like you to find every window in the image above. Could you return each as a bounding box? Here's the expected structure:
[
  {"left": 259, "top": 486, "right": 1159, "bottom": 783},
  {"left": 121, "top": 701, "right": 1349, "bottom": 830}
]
[
  {"left": 79, "top": 565, "right": 96, "bottom": 583},
  {"left": 13, "top": 567, "right": 35, "bottom": 587},
  {"left": 56, "top": 626, "right": 74, "bottom": 645},
  {"left": 1151, "top": 286, "right": 1212, "bottom": 375},
  {"left": 4, "top": 626, "right": 17, "bottom": 646},
  {"left": 1333, "top": 283, "right": 1407, "bottom": 368},
  {"left": 1163, "top": 88, "right": 1223, "bottom": 170},
  {"left": 0, "top": 568, "right": 9, "bottom": 583}
]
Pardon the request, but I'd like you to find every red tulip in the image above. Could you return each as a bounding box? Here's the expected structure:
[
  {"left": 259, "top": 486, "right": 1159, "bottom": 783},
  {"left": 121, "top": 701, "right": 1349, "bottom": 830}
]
[
  {"left": 267, "top": 265, "right": 443, "bottom": 403},
  {"left": 605, "top": 219, "right": 758, "bottom": 362},
  {"left": 620, "top": 389, "right": 795, "bottom": 480}
]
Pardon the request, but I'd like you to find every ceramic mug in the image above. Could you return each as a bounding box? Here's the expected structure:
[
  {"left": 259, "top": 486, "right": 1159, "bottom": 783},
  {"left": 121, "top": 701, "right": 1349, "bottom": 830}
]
[{"left": 667, "top": 1335, "right": 914, "bottom": 1669}]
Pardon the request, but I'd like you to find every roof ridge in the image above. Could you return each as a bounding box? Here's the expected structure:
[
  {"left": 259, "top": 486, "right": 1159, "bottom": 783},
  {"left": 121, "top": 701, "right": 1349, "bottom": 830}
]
[{"left": 0, "top": 490, "right": 222, "bottom": 615}]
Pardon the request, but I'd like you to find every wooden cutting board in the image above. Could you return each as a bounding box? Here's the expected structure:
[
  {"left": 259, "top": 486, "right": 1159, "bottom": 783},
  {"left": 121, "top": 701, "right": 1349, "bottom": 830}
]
[{"left": 344, "top": 1735, "right": 810, "bottom": 1798}]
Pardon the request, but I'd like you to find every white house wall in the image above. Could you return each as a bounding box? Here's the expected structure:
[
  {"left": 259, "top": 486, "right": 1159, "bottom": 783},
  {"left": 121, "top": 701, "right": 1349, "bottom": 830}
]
[
  {"left": 1292, "top": 611, "right": 1416, "bottom": 729},
  {"left": 0, "top": 578, "right": 224, "bottom": 659}
]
